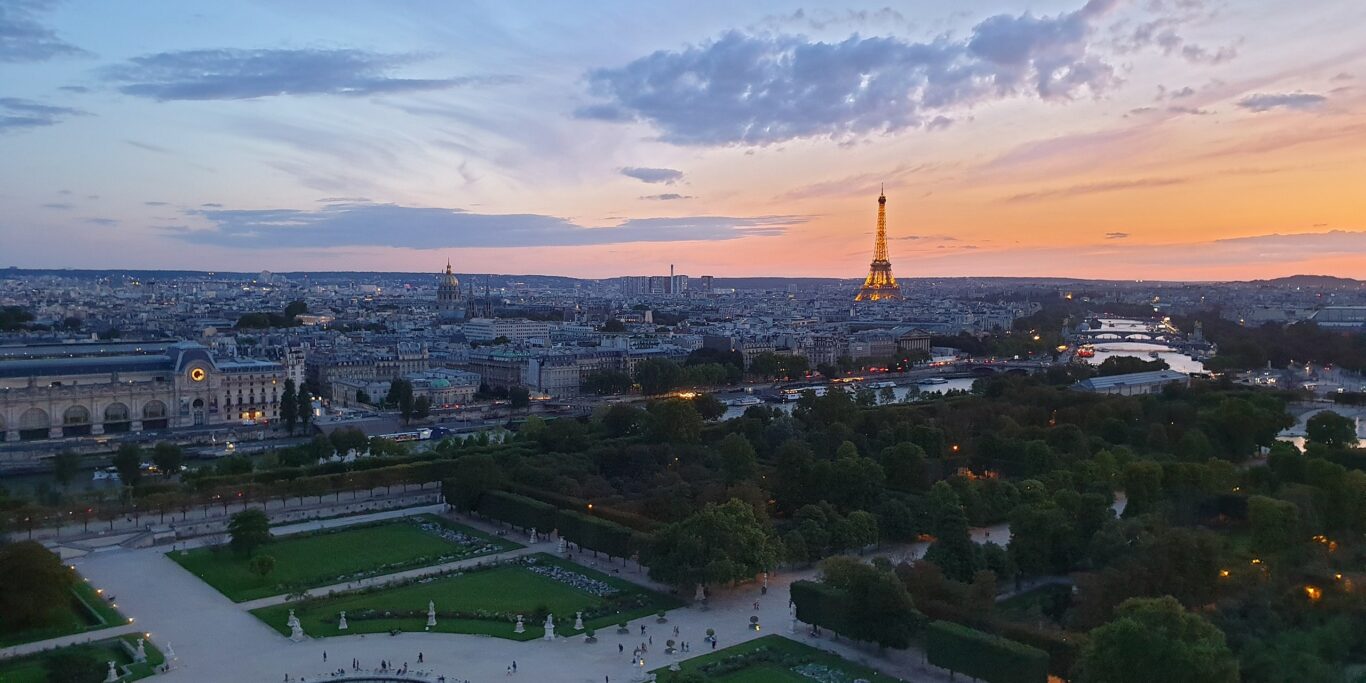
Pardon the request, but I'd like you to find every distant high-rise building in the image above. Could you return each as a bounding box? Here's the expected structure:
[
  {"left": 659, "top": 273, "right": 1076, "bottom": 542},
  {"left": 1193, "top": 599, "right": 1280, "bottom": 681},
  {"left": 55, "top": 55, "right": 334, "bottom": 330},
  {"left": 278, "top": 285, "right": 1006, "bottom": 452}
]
[
  {"left": 648, "top": 276, "right": 668, "bottom": 294},
  {"left": 436, "top": 260, "right": 465, "bottom": 320},
  {"left": 854, "top": 187, "right": 902, "bottom": 301},
  {"left": 671, "top": 274, "right": 689, "bottom": 295},
  {"left": 700, "top": 275, "right": 714, "bottom": 293}
]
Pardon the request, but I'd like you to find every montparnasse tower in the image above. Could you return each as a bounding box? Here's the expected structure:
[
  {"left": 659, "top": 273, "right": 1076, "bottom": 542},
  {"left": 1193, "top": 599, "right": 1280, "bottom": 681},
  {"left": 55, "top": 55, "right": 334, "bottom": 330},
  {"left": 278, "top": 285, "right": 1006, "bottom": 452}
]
[{"left": 854, "top": 186, "right": 901, "bottom": 301}]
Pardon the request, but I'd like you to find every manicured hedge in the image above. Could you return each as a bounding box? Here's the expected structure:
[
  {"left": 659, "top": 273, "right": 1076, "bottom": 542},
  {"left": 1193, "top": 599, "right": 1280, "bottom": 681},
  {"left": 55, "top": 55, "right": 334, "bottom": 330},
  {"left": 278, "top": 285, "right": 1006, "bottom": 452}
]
[
  {"left": 790, "top": 580, "right": 853, "bottom": 635},
  {"left": 477, "top": 491, "right": 557, "bottom": 531},
  {"left": 925, "top": 620, "right": 1049, "bottom": 683},
  {"left": 917, "top": 596, "right": 1083, "bottom": 676},
  {"left": 556, "top": 509, "right": 635, "bottom": 559}
]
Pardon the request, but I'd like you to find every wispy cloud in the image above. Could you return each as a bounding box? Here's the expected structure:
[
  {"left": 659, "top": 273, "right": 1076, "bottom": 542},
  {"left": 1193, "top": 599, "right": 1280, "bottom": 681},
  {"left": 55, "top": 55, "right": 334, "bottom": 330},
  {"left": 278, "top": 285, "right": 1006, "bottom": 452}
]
[
  {"left": 620, "top": 167, "right": 683, "bottom": 184},
  {"left": 641, "top": 193, "right": 693, "bottom": 201},
  {"left": 174, "top": 202, "right": 803, "bottom": 249},
  {"left": 1105, "top": 231, "right": 1129, "bottom": 239},
  {"left": 1236, "top": 92, "right": 1327, "bottom": 112},
  {"left": 1003, "top": 177, "right": 1185, "bottom": 202},
  {"left": 102, "top": 48, "right": 506, "bottom": 101},
  {"left": 0, "top": 97, "right": 86, "bottom": 132},
  {"left": 579, "top": 0, "right": 1124, "bottom": 145},
  {"left": 0, "top": 0, "right": 89, "bottom": 62}
]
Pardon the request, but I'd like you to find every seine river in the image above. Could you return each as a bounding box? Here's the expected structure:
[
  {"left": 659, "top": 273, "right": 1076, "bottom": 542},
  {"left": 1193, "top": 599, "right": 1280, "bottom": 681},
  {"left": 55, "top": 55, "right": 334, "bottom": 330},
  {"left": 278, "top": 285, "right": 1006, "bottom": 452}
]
[{"left": 1081, "top": 318, "right": 1206, "bottom": 374}]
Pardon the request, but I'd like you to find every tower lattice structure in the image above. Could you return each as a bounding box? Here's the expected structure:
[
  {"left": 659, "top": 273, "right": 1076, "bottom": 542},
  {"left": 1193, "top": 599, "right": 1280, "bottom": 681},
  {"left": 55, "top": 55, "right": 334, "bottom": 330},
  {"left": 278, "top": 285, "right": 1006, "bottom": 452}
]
[{"left": 854, "top": 188, "right": 902, "bottom": 301}]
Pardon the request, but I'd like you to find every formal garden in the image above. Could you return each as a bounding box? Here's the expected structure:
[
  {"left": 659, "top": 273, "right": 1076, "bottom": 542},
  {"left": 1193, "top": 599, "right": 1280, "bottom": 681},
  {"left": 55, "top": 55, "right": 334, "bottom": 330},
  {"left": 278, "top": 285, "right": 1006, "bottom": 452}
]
[
  {"left": 168, "top": 514, "right": 519, "bottom": 602},
  {"left": 0, "top": 633, "right": 164, "bottom": 683},
  {"left": 250, "top": 552, "right": 681, "bottom": 641},
  {"left": 0, "top": 574, "right": 125, "bottom": 648},
  {"left": 651, "top": 635, "right": 902, "bottom": 683}
]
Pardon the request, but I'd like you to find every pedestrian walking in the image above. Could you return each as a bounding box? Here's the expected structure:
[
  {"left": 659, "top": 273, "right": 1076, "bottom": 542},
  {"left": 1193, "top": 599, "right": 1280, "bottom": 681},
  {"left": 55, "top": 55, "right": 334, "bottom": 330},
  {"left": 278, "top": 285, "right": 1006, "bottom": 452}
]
[
  {"left": 323, "top": 651, "right": 327, "bottom": 662},
  {"left": 418, "top": 652, "right": 424, "bottom": 663},
  {"left": 618, "top": 643, "right": 623, "bottom": 653},
  {"left": 512, "top": 661, "right": 517, "bottom": 673}
]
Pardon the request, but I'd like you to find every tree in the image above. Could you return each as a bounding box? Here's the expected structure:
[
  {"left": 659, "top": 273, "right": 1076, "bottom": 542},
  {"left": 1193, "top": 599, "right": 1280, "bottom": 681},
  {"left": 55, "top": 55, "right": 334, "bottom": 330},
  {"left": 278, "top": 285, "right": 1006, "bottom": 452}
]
[
  {"left": 356, "top": 389, "right": 371, "bottom": 405},
  {"left": 413, "top": 395, "right": 432, "bottom": 421},
  {"left": 111, "top": 443, "right": 142, "bottom": 486},
  {"left": 509, "top": 386, "right": 531, "bottom": 410},
  {"left": 1075, "top": 596, "right": 1237, "bottom": 683},
  {"left": 1247, "top": 495, "right": 1300, "bottom": 556},
  {"left": 811, "top": 556, "right": 920, "bottom": 649},
  {"left": 249, "top": 554, "right": 277, "bottom": 580},
  {"left": 717, "top": 433, "right": 758, "bottom": 484},
  {"left": 442, "top": 454, "right": 505, "bottom": 510},
  {"left": 296, "top": 387, "right": 313, "bottom": 431},
  {"left": 647, "top": 499, "right": 782, "bottom": 590},
  {"left": 329, "top": 427, "right": 368, "bottom": 455},
  {"left": 0, "top": 541, "right": 74, "bottom": 632},
  {"left": 690, "top": 393, "right": 726, "bottom": 420},
  {"left": 1306, "top": 410, "right": 1358, "bottom": 448},
  {"left": 227, "top": 509, "right": 271, "bottom": 557},
  {"left": 923, "top": 481, "right": 977, "bottom": 581},
  {"left": 635, "top": 358, "right": 683, "bottom": 395},
  {"left": 647, "top": 399, "right": 703, "bottom": 443},
  {"left": 583, "top": 369, "right": 633, "bottom": 395},
  {"left": 284, "top": 300, "right": 308, "bottom": 319},
  {"left": 151, "top": 442, "right": 183, "bottom": 477},
  {"left": 601, "top": 318, "right": 626, "bottom": 333},
  {"left": 280, "top": 378, "right": 298, "bottom": 434},
  {"left": 52, "top": 450, "right": 81, "bottom": 489},
  {"left": 1095, "top": 356, "right": 1169, "bottom": 377},
  {"left": 387, "top": 378, "right": 416, "bottom": 423}
]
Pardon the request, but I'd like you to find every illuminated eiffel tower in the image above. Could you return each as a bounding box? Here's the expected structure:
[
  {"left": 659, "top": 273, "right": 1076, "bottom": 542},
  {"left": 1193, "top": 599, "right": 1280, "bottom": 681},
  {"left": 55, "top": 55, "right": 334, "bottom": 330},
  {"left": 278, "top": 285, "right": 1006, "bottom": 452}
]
[{"left": 854, "top": 186, "right": 901, "bottom": 301}]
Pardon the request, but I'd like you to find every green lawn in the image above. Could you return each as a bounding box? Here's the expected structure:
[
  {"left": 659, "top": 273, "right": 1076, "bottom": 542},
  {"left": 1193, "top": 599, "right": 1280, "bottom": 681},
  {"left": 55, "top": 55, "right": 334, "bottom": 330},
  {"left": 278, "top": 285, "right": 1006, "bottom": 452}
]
[
  {"left": 653, "top": 635, "right": 904, "bottom": 683},
  {"left": 0, "top": 634, "right": 164, "bottom": 683},
  {"left": 251, "top": 553, "right": 681, "bottom": 641},
  {"left": 0, "top": 575, "right": 128, "bottom": 648},
  {"left": 168, "top": 515, "right": 518, "bottom": 602}
]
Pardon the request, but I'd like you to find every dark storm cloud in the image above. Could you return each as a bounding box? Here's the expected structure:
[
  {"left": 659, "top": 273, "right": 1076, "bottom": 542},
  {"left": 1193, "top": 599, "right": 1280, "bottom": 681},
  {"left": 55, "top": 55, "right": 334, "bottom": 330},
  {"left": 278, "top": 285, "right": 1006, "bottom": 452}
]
[
  {"left": 579, "top": 0, "right": 1123, "bottom": 145},
  {"left": 102, "top": 48, "right": 505, "bottom": 101},
  {"left": 1236, "top": 92, "right": 1327, "bottom": 112},
  {"left": 620, "top": 167, "right": 684, "bottom": 184},
  {"left": 174, "top": 203, "right": 802, "bottom": 249},
  {"left": 0, "top": 96, "right": 86, "bottom": 131},
  {"left": 0, "top": 0, "right": 89, "bottom": 62}
]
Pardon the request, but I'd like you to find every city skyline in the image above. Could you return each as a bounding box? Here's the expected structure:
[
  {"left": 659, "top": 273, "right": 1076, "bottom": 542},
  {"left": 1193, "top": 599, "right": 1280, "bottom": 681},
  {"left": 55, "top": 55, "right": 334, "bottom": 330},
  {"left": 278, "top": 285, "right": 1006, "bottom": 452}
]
[{"left": 2, "top": 0, "right": 1365, "bottom": 280}]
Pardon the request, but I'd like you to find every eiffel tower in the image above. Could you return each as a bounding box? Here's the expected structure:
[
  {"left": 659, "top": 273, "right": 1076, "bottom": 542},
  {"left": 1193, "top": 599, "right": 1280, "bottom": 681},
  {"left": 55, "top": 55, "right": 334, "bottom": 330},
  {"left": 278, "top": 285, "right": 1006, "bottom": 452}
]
[{"left": 854, "top": 187, "right": 901, "bottom": 301}]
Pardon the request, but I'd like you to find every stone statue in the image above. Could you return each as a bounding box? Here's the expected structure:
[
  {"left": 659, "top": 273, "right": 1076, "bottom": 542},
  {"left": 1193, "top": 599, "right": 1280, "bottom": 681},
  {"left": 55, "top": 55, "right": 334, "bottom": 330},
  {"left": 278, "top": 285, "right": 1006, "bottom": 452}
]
[
  {"left": 133, "top": 638, "right": 146, "bottom": 662},
  {"left": 529, "top": 527, "right": 538, "bottom": 544},
  {"left": 104, "top": 661, "right": 118, "bottom": 683},
  {"left": 514, "top": 614, "right": 525, "bottom": 633},
  {"left": 543, "top": 613, "right": 555, "bottom": 641},
  {"left": 427, "top": 600, "right": 437, "bottom": 627},
  {"left": 338, "top": 611, "right": 348, "bottom": 630},
  {"left": 574, "top": 611, "right": 584, "bottom": 630}
]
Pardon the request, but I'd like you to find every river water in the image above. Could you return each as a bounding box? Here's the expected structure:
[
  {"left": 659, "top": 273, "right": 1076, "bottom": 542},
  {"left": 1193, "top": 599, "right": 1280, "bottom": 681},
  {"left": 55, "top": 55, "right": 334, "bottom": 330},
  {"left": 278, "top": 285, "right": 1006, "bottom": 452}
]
[{"left": 1081, "top": 318, "right": 1205, "bottom": 374}]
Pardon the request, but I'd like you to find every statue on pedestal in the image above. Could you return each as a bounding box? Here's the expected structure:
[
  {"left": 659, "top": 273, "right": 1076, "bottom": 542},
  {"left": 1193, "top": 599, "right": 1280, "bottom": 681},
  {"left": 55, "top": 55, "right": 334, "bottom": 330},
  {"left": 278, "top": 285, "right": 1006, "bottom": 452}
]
[
  {"left": 514, "top": 615, "right": 525, "bottom": 633},
  {"left": 427, "top": 600, "right": 437, "bottom": 627},
  {"left": 574, "top": 611, "right": 584, "bottom": 630},
  {"left": 543, "top": 613, "right": 555, "bottom": 641},
  {"left": 339, "top": 611, "right": 348, "bottom": 630}
]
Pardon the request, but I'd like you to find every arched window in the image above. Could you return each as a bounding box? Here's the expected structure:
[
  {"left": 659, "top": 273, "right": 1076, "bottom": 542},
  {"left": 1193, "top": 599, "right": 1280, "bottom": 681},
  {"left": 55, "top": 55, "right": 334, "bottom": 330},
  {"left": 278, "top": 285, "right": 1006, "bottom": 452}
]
[
  {"left": 18, "top": 407, "right": 50, "bottom": 441},
  {"left": 63, "top": 405, "right": 91, "bottom": 425},
  {"left": 142, "top": 401, "right": 167, "bottom": 419},
  {"left": 103, "top": 402, "right": 131, "bottom": 433}
]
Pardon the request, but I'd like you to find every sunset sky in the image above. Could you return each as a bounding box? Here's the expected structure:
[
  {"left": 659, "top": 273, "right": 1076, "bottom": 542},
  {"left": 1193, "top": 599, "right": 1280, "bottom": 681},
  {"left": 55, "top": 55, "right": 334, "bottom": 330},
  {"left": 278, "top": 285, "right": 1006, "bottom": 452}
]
[{"left": 2, "top": 0, "right": 1364, "bottom": 280}]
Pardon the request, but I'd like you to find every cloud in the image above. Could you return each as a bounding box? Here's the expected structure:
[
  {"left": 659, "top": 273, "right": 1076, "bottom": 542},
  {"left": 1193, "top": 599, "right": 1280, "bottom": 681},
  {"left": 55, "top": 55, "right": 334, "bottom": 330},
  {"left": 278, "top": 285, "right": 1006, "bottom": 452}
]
[
  {"left": 620, "top": 167, "right": 684, "bottom": 184},
  {"left": 1330, "top": 72, "right": 1353, "bottom": 82},
  {"left": 0, "top": 0, "right": 89, "bottom": 62},
  {"left": 0, "top": 96, "right": 86, "bottom": 131},
  {"left": 144, "top": 201, "right": 169, "bottom": 206},
  {"left": 641, "top": 193, "right": 693, "bottom": 200},
  {"left": 102, "top": 48, "right": 506, "bottom": 101},
  {"left": 1167, "top": 105, "right": 1211, "bottom": 116},
  {"left": 41, "top": 202, "right": 73, "bottom": 209},
  {"left": 1112, "top": 4, "right": 1238, "bottom": 65},
  {"left": 83, "top": 217, "right": 118, "bottom": 226},
  {"left": 125, "top": 139, "right": 172, "bottom": 154},
  {"left": 200, "top": 203, "right": 223, "bottom": 208},
  {"left": 579, "top": 0, "right": 1122, "bottom": 146},
  {"left": 58, "top": 85, "right": 88, "bottom": 93},
  {"left": 1003, "top": 177, "right": 1185, "bottom": 202},
  {"left": 1236, "top": 92, "right": 1327, "bottom": 112},
  {"left": 173, "top": 202, "right": 803, "bottom": 249},
  {"left": 1105, "top": 231, "right": 1129, "bottom": 239}
]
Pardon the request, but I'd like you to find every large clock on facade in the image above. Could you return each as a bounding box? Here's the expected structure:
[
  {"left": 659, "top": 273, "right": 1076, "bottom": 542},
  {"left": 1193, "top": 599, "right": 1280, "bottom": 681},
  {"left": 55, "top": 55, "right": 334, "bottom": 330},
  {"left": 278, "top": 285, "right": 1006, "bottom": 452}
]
[{"left": 189, "top": 367, "right": 206, "bottom": 382}]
